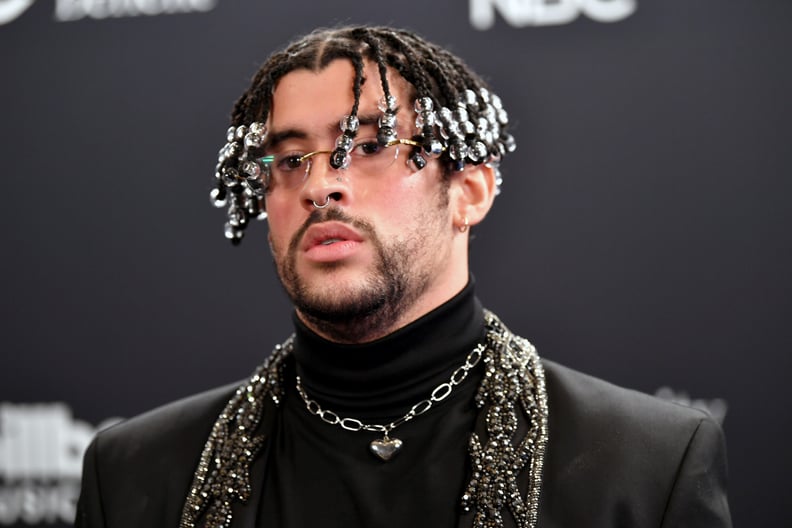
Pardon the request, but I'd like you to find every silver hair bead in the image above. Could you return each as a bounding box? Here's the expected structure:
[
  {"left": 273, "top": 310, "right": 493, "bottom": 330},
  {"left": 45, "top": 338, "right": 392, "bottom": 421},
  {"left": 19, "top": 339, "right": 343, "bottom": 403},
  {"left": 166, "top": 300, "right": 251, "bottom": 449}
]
[
  {"left": 448, "top": 141, "right": 469, "bottom": 161},
  {"left": 477, "top": 117, "right": 489, "bottom": 135},
  {"left": 454, "top": 108, "right": 469, "bottom": 123},
  {"left": 244, "top": 133, "right": 263, "bottom": 149},
  {"left": 461, "top": 121, "right": 476, "bottom": 136},
  {"left": 485, "top": 105, "right": 498, "bottom": 126},
  {"left": 210, "top": 187, "right": 227, "bottom": 208},
  {"left": 335, "top": 134, "right": 354, "bottom": 151},
  {"left": 235, "top": 125, "right": 247, "bottom": 139},
  {"left": 379, "top": 112, "right": 397, "bottom": 128},
  {"left": 330, "top": 150, "right": 350, "bottom": 170},
  {"left": 224, "top": 222, "right": 243, "bottom": 240},
  {"left": 223, "top": 142, "right": 240, "bottom": 160},
  {"left": 241, "top": 161, "right": 260, "bottom": 179},
  {"left": 249, "top": 122, "right": 266, "bottom": 135},
  {"left": 471, "top": 141, "right": 488, "bottom": 162},
  {"left": 226, "top": 126, "right": 236, "bottom": 143},
  {"left": 227, "top": 205, "right": 247, "bottom": 227},
  {"left": 497, "top": 109, "right": 509, "bottom": 126},
  {"left": 378, "top": 95, "right": 397, "bottom": 112},
  {"left": 415, "top": 111, "right": 436, "bottom": 129},
  {"left": 221, "top": 167, "right": 240, "bottom": 187},
  {"left": 339, "top": 115, "right": 359, "bottom": 133},
  {"left": 464, "top": 89, "right": 479, "bottom": 109},
  {"left": 479, "top": 87, "right": 491, "bottom": 103},
  {"left": 491, "top": 94, "right": 503, "bottom": 110},
  {"left": 377, "top": 126, "right": 397, "bottom": 145},
  {"left": 408, "top": 151, "right": 427, "bottom": 171},
  {"left": 414, "top": 96, "right": 433, "bottom": 112},
  {"left": 425, "top": 138, "right": 445, "bottom": 159},
  {"left": 503, "top": 134, "right": 517, "bottom": 153}
]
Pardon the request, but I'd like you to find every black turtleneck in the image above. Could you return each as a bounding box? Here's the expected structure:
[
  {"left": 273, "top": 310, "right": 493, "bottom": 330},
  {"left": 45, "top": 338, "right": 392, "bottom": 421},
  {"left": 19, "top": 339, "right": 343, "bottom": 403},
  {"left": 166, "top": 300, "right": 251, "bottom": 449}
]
[{"left": 259, "top": 281, "right": 486, "bottom": 527}]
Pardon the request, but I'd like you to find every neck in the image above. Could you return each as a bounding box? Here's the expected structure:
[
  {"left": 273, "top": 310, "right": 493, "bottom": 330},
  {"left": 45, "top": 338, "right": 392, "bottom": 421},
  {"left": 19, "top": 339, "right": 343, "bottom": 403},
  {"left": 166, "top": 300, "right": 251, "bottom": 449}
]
[{"left": 291, "top": 279, "right": 484, "bottom": 416}]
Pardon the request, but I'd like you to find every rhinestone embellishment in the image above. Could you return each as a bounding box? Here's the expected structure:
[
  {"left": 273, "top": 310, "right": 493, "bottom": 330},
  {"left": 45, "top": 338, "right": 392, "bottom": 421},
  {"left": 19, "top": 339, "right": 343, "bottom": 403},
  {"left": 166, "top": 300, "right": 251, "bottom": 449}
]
[{"left": 461, "top": 314, "right": 548, "bottom": 528}]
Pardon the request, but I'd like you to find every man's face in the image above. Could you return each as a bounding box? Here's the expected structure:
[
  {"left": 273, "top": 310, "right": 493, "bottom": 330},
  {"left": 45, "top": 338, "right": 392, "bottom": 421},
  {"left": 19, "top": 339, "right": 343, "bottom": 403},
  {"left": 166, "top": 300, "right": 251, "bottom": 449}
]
[{"left": 263, "top": 59, "right": 466, "bottom": 342}]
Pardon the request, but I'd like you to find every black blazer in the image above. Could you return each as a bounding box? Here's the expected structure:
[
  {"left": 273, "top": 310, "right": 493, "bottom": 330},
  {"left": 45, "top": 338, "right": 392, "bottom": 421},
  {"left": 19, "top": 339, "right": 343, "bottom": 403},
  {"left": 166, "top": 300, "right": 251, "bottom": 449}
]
[{"left": 75, "top": 361, "right": 731, "bottom": 527}]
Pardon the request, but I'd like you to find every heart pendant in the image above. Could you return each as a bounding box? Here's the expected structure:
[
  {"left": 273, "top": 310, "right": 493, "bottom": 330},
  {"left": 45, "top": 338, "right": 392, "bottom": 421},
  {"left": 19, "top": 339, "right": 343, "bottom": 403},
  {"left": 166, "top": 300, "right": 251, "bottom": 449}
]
[{"left": 369, "top": 437, "right": 403, "bottom": 461}]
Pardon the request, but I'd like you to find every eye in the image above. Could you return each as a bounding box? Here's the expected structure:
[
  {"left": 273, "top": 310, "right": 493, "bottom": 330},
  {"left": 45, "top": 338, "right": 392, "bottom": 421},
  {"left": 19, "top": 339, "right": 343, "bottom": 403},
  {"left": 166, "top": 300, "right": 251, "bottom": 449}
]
[
  {"left": 277, "top": 154, "right": 306, "bottom": 172},
  {"left": 352, "top": 139, "right": 385, "bottom": 157}
]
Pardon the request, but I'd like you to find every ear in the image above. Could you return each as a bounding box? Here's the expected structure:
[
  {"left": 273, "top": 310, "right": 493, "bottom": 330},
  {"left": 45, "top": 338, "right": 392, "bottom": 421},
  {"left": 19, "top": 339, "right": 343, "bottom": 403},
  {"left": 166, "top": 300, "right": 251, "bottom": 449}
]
[{"left": 449, "top": 163, "right": 497, "bottom": 229}]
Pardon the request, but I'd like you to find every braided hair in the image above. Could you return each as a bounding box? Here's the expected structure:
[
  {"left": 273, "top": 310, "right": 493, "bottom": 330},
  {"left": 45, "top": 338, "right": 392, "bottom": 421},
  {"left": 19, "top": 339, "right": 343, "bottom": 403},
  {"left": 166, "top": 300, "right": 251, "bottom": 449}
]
[{"left": 211, "top": 26, "right": 516, "bottom": 244}]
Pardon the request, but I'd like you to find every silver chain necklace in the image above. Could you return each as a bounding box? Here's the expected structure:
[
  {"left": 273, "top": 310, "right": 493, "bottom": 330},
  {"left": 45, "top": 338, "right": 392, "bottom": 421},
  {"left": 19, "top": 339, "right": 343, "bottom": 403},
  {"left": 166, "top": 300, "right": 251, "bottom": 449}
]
[{"left": 294, "top": 341, "right": 486, "bottom": 461}]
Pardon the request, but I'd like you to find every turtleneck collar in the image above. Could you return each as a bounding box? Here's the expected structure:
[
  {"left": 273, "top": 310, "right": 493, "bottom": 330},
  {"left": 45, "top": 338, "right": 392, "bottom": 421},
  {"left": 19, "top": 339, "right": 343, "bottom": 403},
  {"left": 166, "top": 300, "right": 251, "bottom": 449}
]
[{"left": 291, "top": 279, "right": 485, "bottom": 417}]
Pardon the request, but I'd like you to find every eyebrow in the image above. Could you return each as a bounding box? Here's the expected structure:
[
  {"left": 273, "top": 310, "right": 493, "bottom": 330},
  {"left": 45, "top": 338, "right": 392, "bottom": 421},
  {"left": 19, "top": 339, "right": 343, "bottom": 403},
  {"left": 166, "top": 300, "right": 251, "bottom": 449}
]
[{"left": 263, "top": 110, "right": 399, "bottom": 150}]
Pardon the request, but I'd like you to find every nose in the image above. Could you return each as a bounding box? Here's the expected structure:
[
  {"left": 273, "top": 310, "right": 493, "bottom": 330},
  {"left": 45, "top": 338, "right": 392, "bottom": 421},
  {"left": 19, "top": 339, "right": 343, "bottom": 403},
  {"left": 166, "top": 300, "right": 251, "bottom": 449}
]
[{"left": 300, "top": 153, "right": 349, "bottom": 211}]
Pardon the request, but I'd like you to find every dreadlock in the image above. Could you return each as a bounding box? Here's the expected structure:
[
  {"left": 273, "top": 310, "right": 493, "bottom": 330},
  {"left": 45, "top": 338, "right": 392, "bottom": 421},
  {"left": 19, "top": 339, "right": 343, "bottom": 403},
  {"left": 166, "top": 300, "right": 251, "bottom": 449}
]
[{"left": 211, "top": 26, "right": 516, "bottom": 244}]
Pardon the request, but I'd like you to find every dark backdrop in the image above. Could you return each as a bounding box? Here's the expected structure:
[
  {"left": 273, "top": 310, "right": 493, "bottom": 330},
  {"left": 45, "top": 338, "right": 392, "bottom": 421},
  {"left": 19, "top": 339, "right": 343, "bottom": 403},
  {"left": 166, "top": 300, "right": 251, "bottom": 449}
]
[{"left": 1, "top": 1, "right": 789, "bottom": 526}]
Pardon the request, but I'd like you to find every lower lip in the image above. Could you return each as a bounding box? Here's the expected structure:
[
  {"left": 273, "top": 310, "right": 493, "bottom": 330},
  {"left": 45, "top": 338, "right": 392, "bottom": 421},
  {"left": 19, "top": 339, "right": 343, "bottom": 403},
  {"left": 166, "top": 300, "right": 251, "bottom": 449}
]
[{"left": 304, "top": 240, "right": 362, "bottom": 262}]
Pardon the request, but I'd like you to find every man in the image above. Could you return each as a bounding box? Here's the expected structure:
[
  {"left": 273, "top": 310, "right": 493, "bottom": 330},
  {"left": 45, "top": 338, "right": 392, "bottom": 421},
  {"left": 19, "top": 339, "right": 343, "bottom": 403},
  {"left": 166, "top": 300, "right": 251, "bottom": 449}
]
[{"left": 76, "top": 26, "right": 731, "bottom": 528}]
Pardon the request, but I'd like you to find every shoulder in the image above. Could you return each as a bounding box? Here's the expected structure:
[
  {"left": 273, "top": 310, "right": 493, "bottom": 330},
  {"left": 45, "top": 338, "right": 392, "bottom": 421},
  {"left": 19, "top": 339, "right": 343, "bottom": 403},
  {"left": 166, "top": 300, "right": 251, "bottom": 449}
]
[
  {"left": 538, "top": 360, "right": 730, "bottom": 526},
  {"left": 540, "top": 358, "right": 720, "bottom": 469},
  {"left": 93, "top": 381, "right": 239, "bottom": 463},
  {"left": 542, "top": 359, "right": 711, "bottom": 433},
  {"left": 76, "top": 382, "right": 241, "bottom": 528}
]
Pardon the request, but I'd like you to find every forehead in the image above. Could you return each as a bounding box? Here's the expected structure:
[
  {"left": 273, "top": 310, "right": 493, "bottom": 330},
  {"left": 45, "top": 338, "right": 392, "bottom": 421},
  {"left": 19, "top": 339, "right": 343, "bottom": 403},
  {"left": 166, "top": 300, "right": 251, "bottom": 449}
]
[{"left": 267, "top": 59, "right": 413, "bottom": 139}]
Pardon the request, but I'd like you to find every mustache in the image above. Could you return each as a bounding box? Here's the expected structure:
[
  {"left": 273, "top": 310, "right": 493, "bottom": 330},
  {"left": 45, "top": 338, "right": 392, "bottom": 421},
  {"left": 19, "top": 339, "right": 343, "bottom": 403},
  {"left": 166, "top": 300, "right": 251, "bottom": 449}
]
[{"left": 287, "top": 207, "right": 375, "bottom": 255}]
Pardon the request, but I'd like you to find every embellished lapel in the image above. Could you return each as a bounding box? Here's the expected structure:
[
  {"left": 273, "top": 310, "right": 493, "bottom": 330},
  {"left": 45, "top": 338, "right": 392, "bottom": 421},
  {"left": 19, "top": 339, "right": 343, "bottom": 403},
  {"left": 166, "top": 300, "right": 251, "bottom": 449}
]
[
  {"left": 226, "top": 397, "right": 278, "bottom": 528},
  {"left": 179, "top": 343, "right": 289, "bottom": 528},
  {"left": 460, "top": 316, "right": 549, "bottom": 528}
]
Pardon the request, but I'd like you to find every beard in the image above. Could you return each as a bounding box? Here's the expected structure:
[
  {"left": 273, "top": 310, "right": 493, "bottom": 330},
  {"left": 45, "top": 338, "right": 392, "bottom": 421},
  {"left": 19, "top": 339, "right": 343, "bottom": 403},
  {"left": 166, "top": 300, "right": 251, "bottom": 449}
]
[{"left": 274, "top": 207, "right": 435, "bottom": 343}]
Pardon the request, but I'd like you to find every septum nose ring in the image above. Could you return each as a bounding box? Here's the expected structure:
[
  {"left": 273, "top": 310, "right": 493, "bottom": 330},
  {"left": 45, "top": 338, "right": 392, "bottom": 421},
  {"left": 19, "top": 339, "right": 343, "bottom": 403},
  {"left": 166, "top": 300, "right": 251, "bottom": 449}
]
[{"left": 312, "top": 195, "right": 332, "bottom": 209}]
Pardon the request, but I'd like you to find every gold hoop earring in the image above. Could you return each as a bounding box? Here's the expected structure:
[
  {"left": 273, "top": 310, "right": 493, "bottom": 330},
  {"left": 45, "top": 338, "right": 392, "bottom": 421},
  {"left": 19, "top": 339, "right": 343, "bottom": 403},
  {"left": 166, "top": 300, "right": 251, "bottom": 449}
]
[{"left": 458, "top": 217, "right": 469, "bottom": 233}]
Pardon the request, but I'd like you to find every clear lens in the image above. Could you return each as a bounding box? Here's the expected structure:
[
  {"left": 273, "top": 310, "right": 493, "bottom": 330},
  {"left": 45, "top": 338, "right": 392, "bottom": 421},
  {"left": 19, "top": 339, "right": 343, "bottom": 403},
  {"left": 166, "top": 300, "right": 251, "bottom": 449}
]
[
  {"left": 350, "top": 137, "right": 399, "bottom": 169},
  {"left": 259, "top": 137, "right": 406, "bottom": 190}
]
